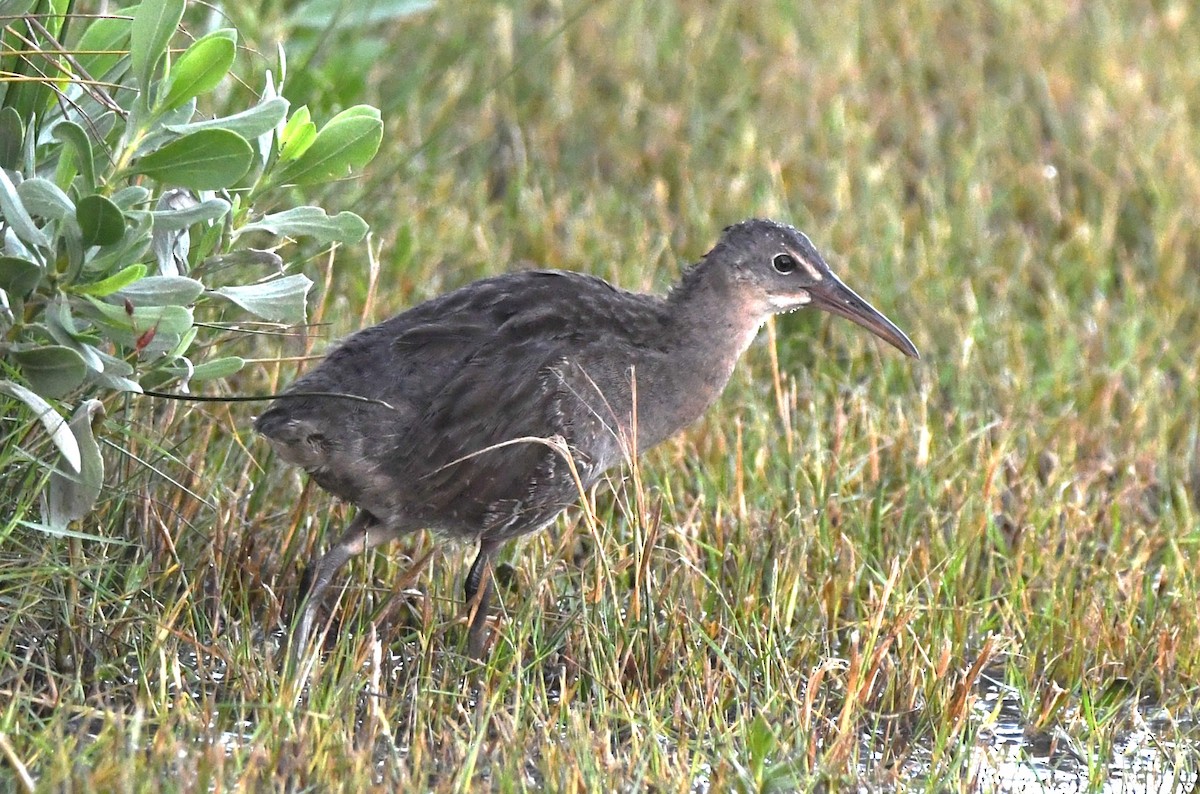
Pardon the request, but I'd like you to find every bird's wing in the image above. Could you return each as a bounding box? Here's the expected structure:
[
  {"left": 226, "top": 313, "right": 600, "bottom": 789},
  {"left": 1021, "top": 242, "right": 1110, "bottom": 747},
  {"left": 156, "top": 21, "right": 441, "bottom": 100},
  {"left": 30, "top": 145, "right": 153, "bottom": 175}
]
[
  {"left": 259, "top": 269, "right": 646, "bottom": 530},
  {"left": 391, "top": 277, "right": 650, "bottom": 535}
]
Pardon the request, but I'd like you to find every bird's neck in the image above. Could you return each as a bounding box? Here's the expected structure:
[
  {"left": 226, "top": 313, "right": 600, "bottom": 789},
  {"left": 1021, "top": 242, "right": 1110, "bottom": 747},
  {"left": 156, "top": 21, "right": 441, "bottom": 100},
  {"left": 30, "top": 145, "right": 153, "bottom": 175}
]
[
  {"left": 627, "top": 264, "right": 767, "bottom": 451},
  {"left": 666, "top": 261, "right": 767, "bottom": 364}
]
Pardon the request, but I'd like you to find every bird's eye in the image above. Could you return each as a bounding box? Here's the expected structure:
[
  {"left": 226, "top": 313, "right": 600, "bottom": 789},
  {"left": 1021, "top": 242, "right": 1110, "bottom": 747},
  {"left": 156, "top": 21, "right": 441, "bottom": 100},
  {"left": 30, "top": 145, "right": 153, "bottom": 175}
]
[{"left": 772, "top": 253, "right": 798, "bottom": 274}]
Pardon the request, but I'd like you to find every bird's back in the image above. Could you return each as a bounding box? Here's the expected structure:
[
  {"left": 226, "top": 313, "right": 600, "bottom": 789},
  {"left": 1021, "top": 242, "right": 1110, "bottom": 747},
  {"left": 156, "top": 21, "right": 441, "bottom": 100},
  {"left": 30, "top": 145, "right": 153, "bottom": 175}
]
[{"left": 255, "top": 269, "right": 668, "bottom": 539}]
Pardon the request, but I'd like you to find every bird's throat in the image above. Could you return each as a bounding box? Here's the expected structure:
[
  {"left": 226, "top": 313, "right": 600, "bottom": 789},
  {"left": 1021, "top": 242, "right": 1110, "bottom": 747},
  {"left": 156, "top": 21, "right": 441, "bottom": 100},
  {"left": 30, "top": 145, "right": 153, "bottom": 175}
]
[{"left": 627, "top": 297, "right": 766, "bottom": 454}]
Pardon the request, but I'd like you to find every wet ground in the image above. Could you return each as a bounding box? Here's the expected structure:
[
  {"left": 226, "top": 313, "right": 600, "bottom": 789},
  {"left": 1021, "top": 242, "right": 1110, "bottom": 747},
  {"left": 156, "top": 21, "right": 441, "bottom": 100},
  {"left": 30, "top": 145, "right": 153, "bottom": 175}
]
[
  {"left": 868, "top": 664, "right": 1200, "bottom": 793},
  {"left": 33, "top": 630, "right": 1199, "bottom": 791}
]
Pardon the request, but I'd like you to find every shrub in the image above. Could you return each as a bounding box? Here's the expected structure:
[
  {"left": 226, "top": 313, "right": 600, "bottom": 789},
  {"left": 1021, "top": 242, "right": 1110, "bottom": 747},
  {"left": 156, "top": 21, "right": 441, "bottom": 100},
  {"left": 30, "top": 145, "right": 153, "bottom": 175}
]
[{"left": 0, "top": 0, "right": 383, "bottom": 532}]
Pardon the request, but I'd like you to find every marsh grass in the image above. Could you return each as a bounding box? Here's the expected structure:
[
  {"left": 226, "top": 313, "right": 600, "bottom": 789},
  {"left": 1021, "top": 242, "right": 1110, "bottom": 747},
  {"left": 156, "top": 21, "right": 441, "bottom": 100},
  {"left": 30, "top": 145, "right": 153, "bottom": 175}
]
[{"left": 3, "top": 0, "right": 1200, "bottom": 790}]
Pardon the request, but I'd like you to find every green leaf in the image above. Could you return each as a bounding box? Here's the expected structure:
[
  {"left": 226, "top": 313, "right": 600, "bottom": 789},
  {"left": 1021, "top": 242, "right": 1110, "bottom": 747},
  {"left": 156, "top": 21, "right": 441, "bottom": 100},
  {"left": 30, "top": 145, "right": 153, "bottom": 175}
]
[
  {"left": 131, "top": 0, "right": 186, "bottom": 98},
  {"left": 84, "top": 296, "right": 194, "bottom": 334},
  {"left": 190, "top": 356, "right": 245, "bottom": 381},
  {"left": 1, "top": 1, "right": 58, "bottom": 123},
  {"left": 87, "top": 213, "right": 153, "bottom": 276},
  {"left": 213, "top": 274, "right": 312, "bottom": 323},
  {"left": 164, "top": 97, "right": 289, "bottom": 140},
  {"left": 234, "top": 206, "right": 368, "bottom": 244},
  {"left": 74, "top": 15, "right": 131, "bottom": 82},
  {"left": 130, "top": 129, "right": 254, "bottom": 190},
  {"left": 0, "top": 256, "right": 43, "bottom": 296},
  {"left": 159, "top": 29, "right": 238, "bottom": 111},
  {"left": 83, "top": 297, "right": 194, "bottom": 352},
  {"left": 53, "top": 121, "right": 98, "bottom": 191},
  {"left": 745, "top": 714, "right": 776, "bottom": 783},
  {"left": 0, "top": 167, "right": 51, "bottom": 248},
  {"left": 115, "top": 275, "right": 204, "bottom": 305},
  {"left": 73, "top": 263, "right": 148, "bottom": 297},
  {"left": 0, "top": 379, "right": 80, "bottom": 473},
  {"left": 0, "top": 107, "right": 23, "bottom": 169},
  {"left": 275, "top": 105, "right": 382, "bottom": 186},
  {"left": 77, "top": 194, "right": 127, "bottom": 247},
  {"left": 13, "top": 345, "right": 88, "bottom": 398},
  {"left": 46, "top": 399, "right": 106, "bottom": 531},
  {"left": 166, "top": 324, "right": 198, "bottom": 360},
  {"left": 278, "top": 105, "right": 316, "bottom": 162}
]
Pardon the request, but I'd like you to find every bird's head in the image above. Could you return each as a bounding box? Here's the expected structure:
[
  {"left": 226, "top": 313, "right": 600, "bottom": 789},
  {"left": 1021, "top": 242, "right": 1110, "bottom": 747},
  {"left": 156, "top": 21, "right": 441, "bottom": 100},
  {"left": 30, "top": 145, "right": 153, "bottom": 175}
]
[{"left": 710, "top": 218, "right": 920, "bottom": 359}]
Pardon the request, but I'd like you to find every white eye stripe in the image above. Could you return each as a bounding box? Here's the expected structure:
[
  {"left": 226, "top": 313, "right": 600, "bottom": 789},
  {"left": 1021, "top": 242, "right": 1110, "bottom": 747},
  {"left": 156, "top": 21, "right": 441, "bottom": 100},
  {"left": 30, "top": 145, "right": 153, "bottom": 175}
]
[{"left": 796, "top": 256, "right": 823, "bottom": 281}]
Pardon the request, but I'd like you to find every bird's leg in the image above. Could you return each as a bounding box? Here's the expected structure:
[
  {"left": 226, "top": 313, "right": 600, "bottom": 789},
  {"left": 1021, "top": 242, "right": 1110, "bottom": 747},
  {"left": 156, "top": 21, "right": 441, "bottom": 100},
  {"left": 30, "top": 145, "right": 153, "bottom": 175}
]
[
  {"left": 464, "top": 539, "right": 502, "bottom": 660},
  {"left": 291, "top": 511, "right": 399, "bottom": 662}
]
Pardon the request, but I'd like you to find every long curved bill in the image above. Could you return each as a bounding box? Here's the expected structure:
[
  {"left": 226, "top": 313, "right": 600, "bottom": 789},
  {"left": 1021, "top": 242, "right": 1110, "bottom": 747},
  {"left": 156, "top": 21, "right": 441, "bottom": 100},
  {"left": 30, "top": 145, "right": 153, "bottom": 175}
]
[{"left": 810, "top": 272, "right": 920, "bottom": 359}]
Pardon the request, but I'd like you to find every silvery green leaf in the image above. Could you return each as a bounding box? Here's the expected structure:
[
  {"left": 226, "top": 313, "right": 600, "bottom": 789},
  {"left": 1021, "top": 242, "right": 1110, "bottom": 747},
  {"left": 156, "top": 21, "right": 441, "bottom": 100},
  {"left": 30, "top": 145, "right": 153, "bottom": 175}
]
[
  {"left": 151, "top": 197, "right": 230, "bottom": 233},
  {"left": 150, "top": 189, "right": 202, "bottom": 275},
  {"left": 16, "top": 177, "right": 75, "bottom": 220},
  {"left": 0, "top": 167, "right": 51, "bottom": 249},
  {"left": 190, "top": 355, "right": 245, "bottom": 381},
  {"left": 45, "top": 297, "right": 105, "bottom": 372},
  {"left": 111, "top": 186, "right": 153, "bottom": 210},
  {"left": 90, "top": 371, "right": 144, "bottom": 393},
  {"left": 0, "top": 256, "right": 42, "bottom": 296},
  {"left": 93, "top": 348, "right": 134, "bottom": 377},
  {"left": 198, "top": 248, "right": 283, "bottom": 275},
  {"left": 89, "top": 349, "right": 142, "bottom": 393},
  {"left": 153, "top": 225, "right": 189, "bottom": 276},
  {"left": 21, "top": 111, "right": 35, "bottom": 174},
  {"left": 45, "top": 329, "right": 105, "bottom": 374},
  {"left": 164, "top": 97, "right": 289, "bottom": 141},
  {"left": 115, "top": 275, "right": 205, "bottom": 306},
  {"left": 258, "top": 72, "right": 282, "bottom": 162},
  {"left": 46, "top": 399, "right": 106, "bottom": 531},
  {"left": 87, "top": 213, "right": 153, "bottom": 275},
  {"left": 4, "top": 226, "right": 35, "bottom": 259},
  {"left": 12, "top": 345, "right": 89, "bottom": 398},
  {"left": 134, "top": 100, "right": 200, "bottom": 156},
  {"left": 212, "top": 273, "right": 311, "bottom": 323},
  {"left": 234, "top": 206, "right": 368, "bottom": 244},
  {"left": 0, "top": 379, "right": 80, "bottom": 472}
]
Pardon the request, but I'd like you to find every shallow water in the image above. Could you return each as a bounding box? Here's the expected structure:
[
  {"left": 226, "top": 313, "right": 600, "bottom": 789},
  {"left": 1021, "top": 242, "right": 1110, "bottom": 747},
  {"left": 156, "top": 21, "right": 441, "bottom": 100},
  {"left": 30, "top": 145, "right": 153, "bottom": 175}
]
[{"left": 919, "top": 666, "right": 1198, "bottom": 793}]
